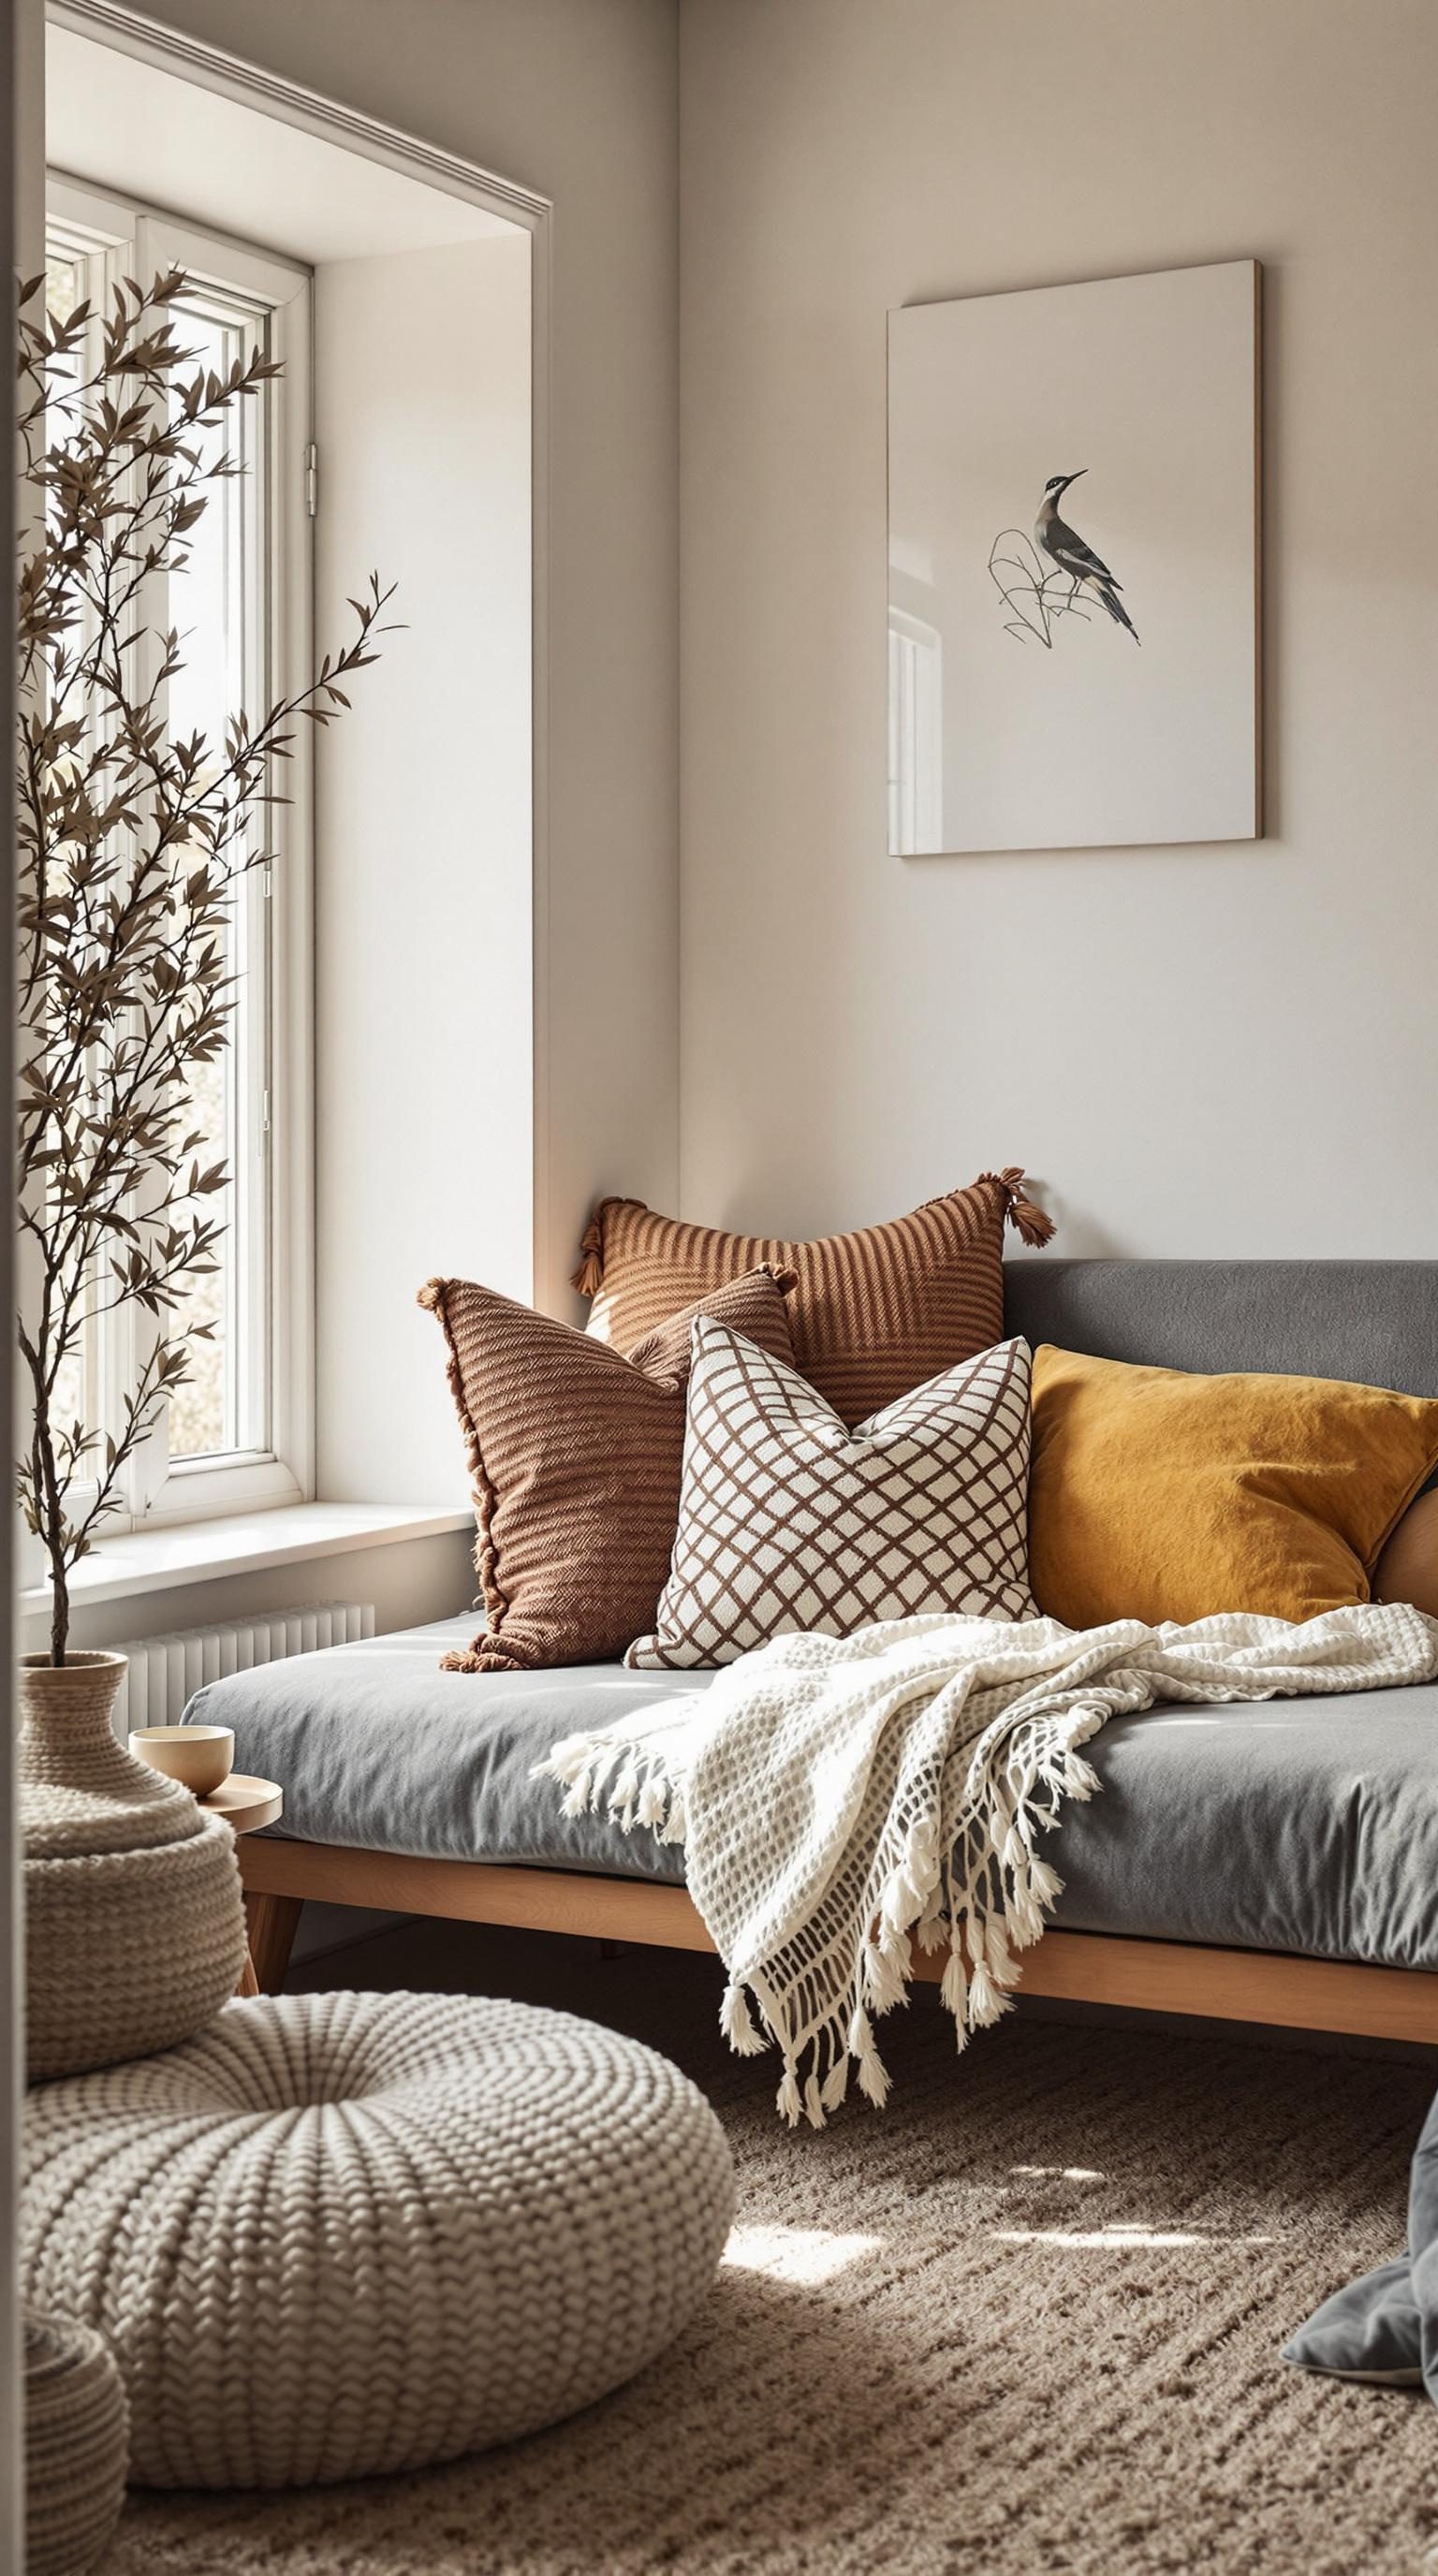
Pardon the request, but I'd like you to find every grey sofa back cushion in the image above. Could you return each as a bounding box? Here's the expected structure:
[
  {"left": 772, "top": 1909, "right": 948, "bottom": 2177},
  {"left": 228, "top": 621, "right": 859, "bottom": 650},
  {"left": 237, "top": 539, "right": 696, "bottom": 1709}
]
[{"left": 1004, "top": 1259, "right": 1438, "bottom": 1399}]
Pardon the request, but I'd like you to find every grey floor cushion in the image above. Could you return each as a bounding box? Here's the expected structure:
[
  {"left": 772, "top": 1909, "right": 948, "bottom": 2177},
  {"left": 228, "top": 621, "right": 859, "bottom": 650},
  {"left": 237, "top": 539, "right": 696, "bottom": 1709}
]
[
  {"left": 22, "top": 1990, "right": 735, "bottom": 2487},
  {"left": 1284, "top": 2079, "right": 1438, "bottom": 2393}
]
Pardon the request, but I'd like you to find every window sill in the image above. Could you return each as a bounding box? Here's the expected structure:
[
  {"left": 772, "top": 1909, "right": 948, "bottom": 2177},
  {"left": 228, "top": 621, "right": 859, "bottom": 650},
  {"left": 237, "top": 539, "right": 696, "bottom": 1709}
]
[{"left": 19, "top": 1501, "right": 474, "bottom": 1617}]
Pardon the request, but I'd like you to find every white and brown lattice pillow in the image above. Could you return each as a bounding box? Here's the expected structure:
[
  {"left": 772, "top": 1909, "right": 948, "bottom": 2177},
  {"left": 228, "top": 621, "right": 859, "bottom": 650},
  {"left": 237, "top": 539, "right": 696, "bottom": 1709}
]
[{"left": 625, "top": 1322, "right": 1036, "bottom": 1668}]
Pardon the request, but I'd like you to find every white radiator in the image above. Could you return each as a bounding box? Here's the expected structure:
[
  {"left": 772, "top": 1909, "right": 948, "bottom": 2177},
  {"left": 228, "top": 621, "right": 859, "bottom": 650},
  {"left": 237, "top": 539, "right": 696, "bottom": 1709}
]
[{"left": 110, "top": 1602, "right": 375, "bottom": 1735}]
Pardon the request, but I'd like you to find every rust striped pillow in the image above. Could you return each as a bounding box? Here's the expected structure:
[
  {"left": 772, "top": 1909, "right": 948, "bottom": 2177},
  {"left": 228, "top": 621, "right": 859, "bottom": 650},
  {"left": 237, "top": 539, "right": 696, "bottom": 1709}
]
[
  {"left": 572, "top": 1170, "right": 1053, "bottom": 1427},
  {"left": 418, "top": 1267, "right": 798, "bottom": 1674}
]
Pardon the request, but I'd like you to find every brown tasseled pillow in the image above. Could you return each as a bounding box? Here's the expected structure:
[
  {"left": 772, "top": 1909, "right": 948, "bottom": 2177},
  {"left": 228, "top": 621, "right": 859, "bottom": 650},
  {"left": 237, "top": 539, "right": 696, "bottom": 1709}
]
[
  {"left": 570, "top": 1169, "right": 1053, "bottom": 1427},
  {"left": 418, "top": 1266, "right": 798, "bottom": 1674}
]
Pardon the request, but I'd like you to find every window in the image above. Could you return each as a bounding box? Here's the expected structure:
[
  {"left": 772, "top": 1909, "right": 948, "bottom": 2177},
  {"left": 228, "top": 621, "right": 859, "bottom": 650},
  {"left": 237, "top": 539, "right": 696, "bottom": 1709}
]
[{"left": 44, "top": 174, "right": 314, "bottom": 1525}]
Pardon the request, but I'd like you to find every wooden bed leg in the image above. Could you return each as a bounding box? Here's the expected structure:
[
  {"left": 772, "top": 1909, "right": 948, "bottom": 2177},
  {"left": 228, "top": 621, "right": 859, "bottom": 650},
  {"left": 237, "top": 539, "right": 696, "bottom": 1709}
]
[{"left": 244, "top": 1891, "right": 303, "bottom": 1995}]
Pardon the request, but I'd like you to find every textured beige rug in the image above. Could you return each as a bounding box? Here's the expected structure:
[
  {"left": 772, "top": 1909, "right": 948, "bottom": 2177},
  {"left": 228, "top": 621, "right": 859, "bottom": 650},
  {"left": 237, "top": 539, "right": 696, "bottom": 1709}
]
[{"left": 111, "top": 1926, "right": 1438, "bottom": 2576}]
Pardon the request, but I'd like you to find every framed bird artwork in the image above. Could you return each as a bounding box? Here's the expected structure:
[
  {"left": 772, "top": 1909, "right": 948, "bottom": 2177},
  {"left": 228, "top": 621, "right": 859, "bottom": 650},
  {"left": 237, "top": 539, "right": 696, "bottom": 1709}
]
[{"left": 887, "top": 259, "right": 1261, "bottom": 856}]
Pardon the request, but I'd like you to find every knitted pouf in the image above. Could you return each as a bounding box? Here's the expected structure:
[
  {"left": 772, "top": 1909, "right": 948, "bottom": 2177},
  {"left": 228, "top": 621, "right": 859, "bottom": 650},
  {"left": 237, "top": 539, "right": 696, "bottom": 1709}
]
[
  {"left": 24, "top": 2308, "right": 129, "bottom": 2576},
  {"left": 22, "top": 1650, "right": 247, "bottom": 2080},
  {"left": 22, "top": 1989, "right": 735, "bottom": 2489}
]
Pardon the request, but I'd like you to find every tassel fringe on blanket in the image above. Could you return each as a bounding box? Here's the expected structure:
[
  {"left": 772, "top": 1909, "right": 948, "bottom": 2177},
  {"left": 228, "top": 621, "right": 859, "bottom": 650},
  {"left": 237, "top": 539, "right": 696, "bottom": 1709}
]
[{"left": 538, "top": 1603, "right": 1438, "bottom": 2126}]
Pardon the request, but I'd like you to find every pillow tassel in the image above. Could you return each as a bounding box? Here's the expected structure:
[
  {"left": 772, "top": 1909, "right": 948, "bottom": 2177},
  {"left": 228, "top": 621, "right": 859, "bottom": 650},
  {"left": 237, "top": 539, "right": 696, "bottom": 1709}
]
[
  {"left": 570, "top": 1214, "right": 605, "bottom": 1299},
  {"left": 982, "top": 1165, "right": 1055, "bottom": 1249}
]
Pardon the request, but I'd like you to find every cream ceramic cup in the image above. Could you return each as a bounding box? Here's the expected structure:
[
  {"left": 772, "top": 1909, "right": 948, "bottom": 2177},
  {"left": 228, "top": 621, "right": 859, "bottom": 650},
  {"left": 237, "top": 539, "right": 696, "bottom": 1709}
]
[{"left": 129, "top": 1722, "right": 235, "bottom": 1798}]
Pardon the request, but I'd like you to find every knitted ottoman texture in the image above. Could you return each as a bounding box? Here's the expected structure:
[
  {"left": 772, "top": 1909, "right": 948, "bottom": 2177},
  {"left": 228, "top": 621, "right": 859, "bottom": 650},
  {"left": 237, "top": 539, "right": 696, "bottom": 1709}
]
[
  {"left": 24, "top": 2308, "right": 129, "bottom": 2576},
  {"left": 22, "top": 1989, "right": 735, "bottom": 2488}
]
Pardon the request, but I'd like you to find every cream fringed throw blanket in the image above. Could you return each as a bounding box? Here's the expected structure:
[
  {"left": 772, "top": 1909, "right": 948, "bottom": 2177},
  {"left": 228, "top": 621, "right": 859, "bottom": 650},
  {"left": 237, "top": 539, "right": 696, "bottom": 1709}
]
[{"left": 541, "top": 1604, "right": 1438, "bottom": 2125}]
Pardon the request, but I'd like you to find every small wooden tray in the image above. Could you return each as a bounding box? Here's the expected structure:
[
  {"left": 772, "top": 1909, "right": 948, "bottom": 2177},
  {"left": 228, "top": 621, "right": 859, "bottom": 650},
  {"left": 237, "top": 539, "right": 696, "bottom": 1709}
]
[{"left": 201, "top": 1773, "right": 284, "bottom": 1836}]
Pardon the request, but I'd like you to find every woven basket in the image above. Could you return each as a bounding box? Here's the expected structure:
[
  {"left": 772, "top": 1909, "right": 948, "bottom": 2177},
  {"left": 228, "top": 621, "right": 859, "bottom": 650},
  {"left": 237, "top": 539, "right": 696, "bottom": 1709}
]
[
  {"left": 22, "top": 1651, "right": 247, "bottom": 2080},
  {"left": 24, "top": 2308, "right": 128, "bottom": 2576}
]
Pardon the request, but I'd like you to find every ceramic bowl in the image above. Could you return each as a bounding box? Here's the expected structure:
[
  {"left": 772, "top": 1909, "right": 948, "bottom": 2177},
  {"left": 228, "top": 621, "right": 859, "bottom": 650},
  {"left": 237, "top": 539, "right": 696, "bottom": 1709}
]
[{"left": 129, "top": 1723, "right": 235, "bottom": 1799}]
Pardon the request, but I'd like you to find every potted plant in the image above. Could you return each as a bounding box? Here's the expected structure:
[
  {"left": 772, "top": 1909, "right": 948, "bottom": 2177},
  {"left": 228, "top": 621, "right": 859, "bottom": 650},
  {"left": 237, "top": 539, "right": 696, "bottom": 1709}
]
[{"left": 14, "top": 268, "right": 391, "bottom": 2073}]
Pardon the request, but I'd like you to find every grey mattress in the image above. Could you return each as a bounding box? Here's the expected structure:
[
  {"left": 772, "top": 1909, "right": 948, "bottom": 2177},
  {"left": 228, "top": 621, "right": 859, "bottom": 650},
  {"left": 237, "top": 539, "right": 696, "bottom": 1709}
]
[
  {"left": 197, "top": 1256, "right": 1438, "bottom": 1975},
  {"left": 191, "top": 1616, "right": 1438, "bottom": 1974}
]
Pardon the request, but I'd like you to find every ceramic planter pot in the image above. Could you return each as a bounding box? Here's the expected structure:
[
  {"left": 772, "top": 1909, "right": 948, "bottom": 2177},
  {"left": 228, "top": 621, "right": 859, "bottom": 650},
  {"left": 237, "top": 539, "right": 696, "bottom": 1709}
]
[{"left": 21, "top": 1651, "right": 247, "bottom": 2080}]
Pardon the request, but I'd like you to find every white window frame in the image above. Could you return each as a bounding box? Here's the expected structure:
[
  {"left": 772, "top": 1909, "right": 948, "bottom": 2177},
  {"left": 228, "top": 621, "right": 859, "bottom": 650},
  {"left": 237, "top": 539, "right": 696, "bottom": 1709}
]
[{"left": 44, "top": 172, "right": 315, "bottom": 1528}]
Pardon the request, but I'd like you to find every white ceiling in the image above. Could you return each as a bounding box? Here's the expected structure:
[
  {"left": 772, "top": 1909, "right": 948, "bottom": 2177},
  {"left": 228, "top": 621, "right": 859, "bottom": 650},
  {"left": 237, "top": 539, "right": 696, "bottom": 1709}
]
[{"left": 48, "top": 23, "right": 522, "bottom": 264}]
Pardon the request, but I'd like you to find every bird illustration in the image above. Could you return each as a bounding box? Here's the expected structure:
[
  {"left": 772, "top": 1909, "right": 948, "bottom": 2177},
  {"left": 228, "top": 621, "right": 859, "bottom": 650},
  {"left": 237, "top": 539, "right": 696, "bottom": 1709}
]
[{"left": 1034, "top": 472, "right": 1140, "bottom": 643}]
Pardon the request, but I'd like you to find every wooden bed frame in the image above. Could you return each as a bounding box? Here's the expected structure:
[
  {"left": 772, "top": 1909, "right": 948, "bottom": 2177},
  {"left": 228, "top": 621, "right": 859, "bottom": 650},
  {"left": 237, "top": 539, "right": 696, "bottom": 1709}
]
[{"left": 240, "top": 1837, "right": 1438, "bottom": 2047}]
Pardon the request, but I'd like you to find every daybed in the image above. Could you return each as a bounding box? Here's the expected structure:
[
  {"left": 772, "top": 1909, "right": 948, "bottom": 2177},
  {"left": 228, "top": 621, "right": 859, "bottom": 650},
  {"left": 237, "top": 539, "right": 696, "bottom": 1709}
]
[{"left": 202, "top": 1260, "right": 1438, "bottom": 2044}]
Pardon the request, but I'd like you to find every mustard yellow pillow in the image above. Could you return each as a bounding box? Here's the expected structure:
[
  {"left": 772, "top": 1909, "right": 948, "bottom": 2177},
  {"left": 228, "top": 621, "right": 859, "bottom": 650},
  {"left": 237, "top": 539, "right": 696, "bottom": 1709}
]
[{"left": 1029, "top": 1345, "right": 1438, "bottom": 1630}]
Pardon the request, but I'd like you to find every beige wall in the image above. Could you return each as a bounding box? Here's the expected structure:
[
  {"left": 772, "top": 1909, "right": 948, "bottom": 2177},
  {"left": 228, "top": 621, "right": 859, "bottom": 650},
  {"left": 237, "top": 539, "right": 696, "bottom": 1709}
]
[
  {"left": 143, "top": 0, "right": 681, "bottom": 1312},
  {"left": 314, "top": 232, "right": 533, "bottom": 1500},
  {"left": 677, "top": 0, "right": 1438, "bottom": 1256}
]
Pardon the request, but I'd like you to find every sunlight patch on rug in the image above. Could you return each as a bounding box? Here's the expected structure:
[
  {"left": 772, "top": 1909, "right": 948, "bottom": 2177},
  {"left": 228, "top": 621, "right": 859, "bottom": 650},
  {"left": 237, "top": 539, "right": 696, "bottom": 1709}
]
[
  {"left": 723, "top": 2223, "right": 883, "bottom": 2284},
  {"left": 994, "top": 2225, "right": 1278, "bottom": 2249},
  {"left": 1009, "top": 2163, "right": 1106, "bottom": 2181}
]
